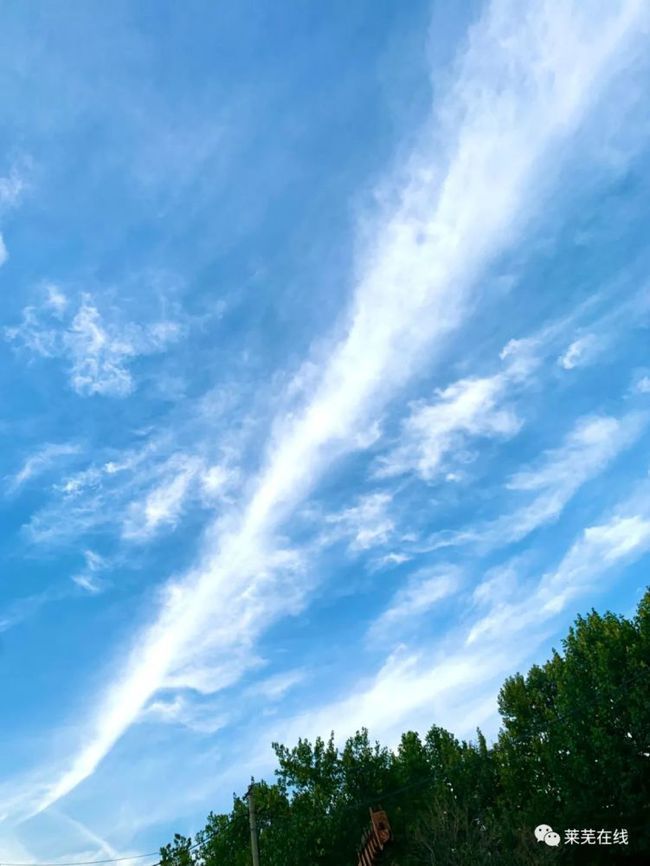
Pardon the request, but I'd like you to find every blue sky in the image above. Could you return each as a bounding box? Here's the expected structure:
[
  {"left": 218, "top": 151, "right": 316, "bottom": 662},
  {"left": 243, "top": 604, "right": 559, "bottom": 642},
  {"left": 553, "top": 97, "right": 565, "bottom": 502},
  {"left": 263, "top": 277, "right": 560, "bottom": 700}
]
[{"left": 1, "top": 0, "right": 650, "bottom": 859}]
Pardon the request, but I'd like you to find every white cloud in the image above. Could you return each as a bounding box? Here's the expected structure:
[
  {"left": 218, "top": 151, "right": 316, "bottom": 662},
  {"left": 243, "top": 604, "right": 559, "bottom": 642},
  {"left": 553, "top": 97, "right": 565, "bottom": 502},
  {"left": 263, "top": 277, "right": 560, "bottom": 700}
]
[
  {"left": 15, "top": 0, "right": 648, "bottom": 818},
  {"left": 326, "top": 492, "right": 395, "bottom": 551},
  {"left": 0, "top": 592, "right": 54, "bottom": 635},
  {"left": 381, "top": 302, "right": 628, "bottom": 486},
  {"left": 245, "top": 669, "right": 307, "bottom": 702},
  {"left": 261, "top": 497, "right": 650, "bottom": 755},
  {"left": 44, "top": 283, "right": 69, "bottom": 317},
  {"left": 377, "top": 368, "right": 525, "bottom": 481},
  {"left": 634, "top": 374, "right": 650, "bottom": 394},
  {"left": 557, "top": 333, "right": 602, "bottom": 369},
  {"left": 72, "top": 574, "right": 104, "bottom": 595},
  {"left": 0, "top": 832, "right": 35, "bottom": 865},
  {"left": 6, "top": 443, "right": 81, "bottom": 494},
  {"left": 511, "top": 415, "right": 637, "bottom": 492},
  {"left": 199, "top": 463, "right": 238, "bottom": 503},
  {"left": 140, "top": 695, "right": 229, "bottom": 735},
  {"left": 367, "top": 566, "right": 461, "bottom": 641},
  {"left": 372, "top": 551, "right": 412, "bottom": 569},
  {"left": 429, "top": 412, "right": 647, "bottom": 550},
  {"left": 471, "top": 560, "right": 521, "bottom": 607},
  {"left": 0, "top": 166, "right": 25, "bottom": 208},
  {"left": 141, "top": 472, "right": 195, "bottom": 532},
  {"left": 201, "top": 464, "right": 230, "bottom": 496},
  {"left": 4, "top": 306, "right": 58, "bottom": 356},
  {"left": 53, "top": 811, "right": 122, "bottom": 861},
  {"left": 71, "top": 550, "right": 108, "bottom": 595},
  {"left": 501, "top": 413, "right": 645, "bottom": 537},
  {"left": 35, "top": 809, "right": 149, "bottom": 866},
  {"left": 0, "top": 164, "right": 26, "bottom": 267},
  {"left": 5, "top": 292, "right": 182, "bottom": 398},
  {"left": 264, "top": 641, "right": 513, "bottom": 752},
  {"left": 467, "top": 508, "right": 650, "bottom": 646},
  {"left": 25, "top": 435, "right": 240, "bottom": 550},
  {"left": 64, "top": 298, "right": 179, "bottom": 397},
  {"left": 120, "top": 455, "right": 240, "bottom": 541},
  {"left": 122, "top": 457, "right": 201, "bottom": 540}
]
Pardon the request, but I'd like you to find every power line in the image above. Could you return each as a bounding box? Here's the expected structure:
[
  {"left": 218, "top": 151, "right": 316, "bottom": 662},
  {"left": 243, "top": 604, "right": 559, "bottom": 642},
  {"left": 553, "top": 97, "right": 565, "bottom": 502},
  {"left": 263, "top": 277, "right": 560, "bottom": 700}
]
[
  {"left": 0, "top": 836, "right": 209, "bottom": 866},
  {"left": 0, "top": 856, "right": 160, "bottom": 866},
  {"left": 0, "top": 855, "right": 161, "bottom": 866}
]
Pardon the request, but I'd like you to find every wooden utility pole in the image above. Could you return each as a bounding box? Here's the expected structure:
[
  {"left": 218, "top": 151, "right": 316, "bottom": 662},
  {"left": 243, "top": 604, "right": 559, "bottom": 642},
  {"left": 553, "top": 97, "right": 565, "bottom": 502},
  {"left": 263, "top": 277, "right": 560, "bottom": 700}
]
[{"left": 247, "top": 778, "right": 261, "bottom": 866}]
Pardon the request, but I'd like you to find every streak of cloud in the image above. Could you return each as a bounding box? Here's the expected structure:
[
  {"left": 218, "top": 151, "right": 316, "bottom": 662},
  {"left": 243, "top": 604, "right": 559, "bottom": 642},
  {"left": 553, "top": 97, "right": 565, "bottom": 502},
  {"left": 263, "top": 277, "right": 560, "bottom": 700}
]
[{"left": 15, "top": 0, "right": 649, "bottom": 819}]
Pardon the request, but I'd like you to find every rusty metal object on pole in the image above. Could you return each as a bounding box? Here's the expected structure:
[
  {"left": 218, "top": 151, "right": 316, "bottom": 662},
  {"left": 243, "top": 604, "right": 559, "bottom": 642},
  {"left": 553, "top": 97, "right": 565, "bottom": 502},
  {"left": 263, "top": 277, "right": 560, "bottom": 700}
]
[{"left": 356, "top": 808, "right": 392, "bottom": 866}]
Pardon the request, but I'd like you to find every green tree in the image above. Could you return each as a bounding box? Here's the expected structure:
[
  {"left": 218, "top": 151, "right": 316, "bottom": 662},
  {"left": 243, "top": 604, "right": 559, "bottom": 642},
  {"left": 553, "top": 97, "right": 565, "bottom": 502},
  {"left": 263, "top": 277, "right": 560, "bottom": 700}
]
[
  {"left": 160, "top": 589, "right": 650, "bottom": 866},
  {"left": 497, "top": 596, "right": 650, "bottom": 861},
  {"left": 159, "top": 833, "right": 194, "bottom": 866}
]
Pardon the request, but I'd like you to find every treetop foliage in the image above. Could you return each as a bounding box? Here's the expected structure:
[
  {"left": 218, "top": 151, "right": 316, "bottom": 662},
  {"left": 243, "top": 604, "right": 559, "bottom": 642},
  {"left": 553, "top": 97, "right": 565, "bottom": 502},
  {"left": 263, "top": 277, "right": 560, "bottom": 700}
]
[{"left": 161, "top": 589, "right": 649, "bottom": 865}]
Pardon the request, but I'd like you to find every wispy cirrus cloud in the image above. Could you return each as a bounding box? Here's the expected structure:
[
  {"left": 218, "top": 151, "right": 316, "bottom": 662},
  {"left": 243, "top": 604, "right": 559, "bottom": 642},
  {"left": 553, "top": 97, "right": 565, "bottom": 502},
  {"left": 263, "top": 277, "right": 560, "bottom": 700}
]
[
  {"left": 507, "top": 415, "right": 640, "bottom": 494},
  {"left": 0, "top": 549, "right": 109, "bottom": 632},
  {"left": 25, "top": 443, "right": 239, "bottom": 550},
  {"left": 633, "top": 373, "right": 650, "bottom": 394},
  {"left": 31, "top": 809, "right": 148, "bottom": 866},
  {"left": 8, "top": 0, "right": 649, "bottom": 821},
  {"left": 367, "top": 565, "right": 461, "bottom": 642},
  {"left": 499, "top": 413, "right": 646, "bottom": 541},
  {"left": 5, "top": 290, "right": 183, "bottom": 397},
  {"left": 0, "top": 166, "right": 25, "bottom": 208},
  {"left": 122, "top": 456, "right": 204, "bottom": 541},
  {"left": 71, "top": 550, "right": 109, "bottom": 595},
  {"left": 0, "top": 163, "right": 26, "bottom": 266},
  {"left": 244, "top": 668, "right": 307, "bottom": 702},
  {"left": 467, "top": 502, "right": 650, "bottom": 646},
  {"left": 262, "top": 637, "right": 515, "bottom": 753},
  {"left": 373, "top": 279, "right": 650, "bottom": 487},
  {"left": 140, "top": 694, "right": 230, "bottom": 736},
  {"left": 429, "top": 412, "right": 647, "bottom": 551},
  {"left": 557, "top": 333, "right": 604, "bottom": 370},
  {"left": 0, "top": 590, "right": 58, "bottom": 635},
  {"left": 5, "top": 442, "right": 81, "bottom": 494},
  {"left": 0, "top": 832, "right": 35, "bottom": 866},
  {"left": 375, "top": 362, "right": 529, "bottom": 482},
  {"left": 325, "top": 491, "right": 396, "bottom": 552},
  {"left": 261, "top": 491, "right": 650, "bottom": 754}
]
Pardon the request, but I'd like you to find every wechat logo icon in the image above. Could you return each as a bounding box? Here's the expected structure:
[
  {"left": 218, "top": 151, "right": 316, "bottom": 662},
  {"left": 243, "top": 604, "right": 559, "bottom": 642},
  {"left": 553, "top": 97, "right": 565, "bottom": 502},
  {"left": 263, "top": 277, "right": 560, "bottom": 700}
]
[{"left": 535, "top": 824, "right": 561, "bottom": 847}]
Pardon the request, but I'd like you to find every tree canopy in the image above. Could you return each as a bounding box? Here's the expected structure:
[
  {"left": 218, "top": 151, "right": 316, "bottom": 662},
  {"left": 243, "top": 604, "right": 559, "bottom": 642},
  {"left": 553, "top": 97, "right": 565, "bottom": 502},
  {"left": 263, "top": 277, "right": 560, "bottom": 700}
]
[{"left": 160, "top": 589, "right": 649, "bottom": 865}]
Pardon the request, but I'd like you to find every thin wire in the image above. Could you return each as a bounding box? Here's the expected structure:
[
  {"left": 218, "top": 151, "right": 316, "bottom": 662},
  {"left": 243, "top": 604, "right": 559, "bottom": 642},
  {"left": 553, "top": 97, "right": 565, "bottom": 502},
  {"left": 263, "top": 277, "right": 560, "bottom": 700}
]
[
  {"left": 0, "top": 856, "right": 161, "bottom": 866},
  {"left": 0, "top": 839, "right": 210, "bottom": 866}
]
